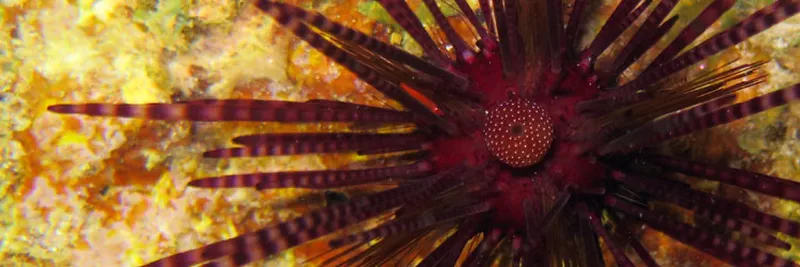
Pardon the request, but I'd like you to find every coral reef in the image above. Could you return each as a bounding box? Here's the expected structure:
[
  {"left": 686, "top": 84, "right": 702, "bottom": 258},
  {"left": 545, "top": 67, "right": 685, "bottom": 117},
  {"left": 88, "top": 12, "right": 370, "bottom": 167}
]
[{"left": 1, "top": 0, "right": 799, "bottom": 266}]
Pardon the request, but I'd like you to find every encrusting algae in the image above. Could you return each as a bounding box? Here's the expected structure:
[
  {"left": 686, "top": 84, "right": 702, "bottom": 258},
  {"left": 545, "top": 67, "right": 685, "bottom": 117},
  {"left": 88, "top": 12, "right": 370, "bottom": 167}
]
[{"left": 1, "top": 0, "right": 800, "bottom": 266}]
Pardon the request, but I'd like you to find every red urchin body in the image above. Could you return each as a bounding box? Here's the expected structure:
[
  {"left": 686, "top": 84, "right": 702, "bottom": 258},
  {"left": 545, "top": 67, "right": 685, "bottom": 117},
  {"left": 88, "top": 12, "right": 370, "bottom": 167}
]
[
  {"left": 47, "top": 0, "right": 800, "bottom": 266},
  {"left": 482, "top": 98, "right": 553, "bottom": 168},
  {"left": 426, "top": 52, "right": 601, "bottom": 231}
]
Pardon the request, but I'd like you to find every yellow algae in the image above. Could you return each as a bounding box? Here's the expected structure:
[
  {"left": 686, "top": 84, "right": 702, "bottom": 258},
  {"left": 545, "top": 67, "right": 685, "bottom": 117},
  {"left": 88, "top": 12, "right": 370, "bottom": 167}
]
[
  {"left": 122, "top": 230, "right": 148, "bottom": 266},
  {"left": 151, "top": 172, "right": 177, "bottom": 208},
  {"left": 193, "top": 213, "right": 213, "bottom": 232},
  {"left": 188, "top": 0, "right": 240, "bottom": 25},
  {"left": 223, "top": 217, "right": 239, "bottom": 239},
  {"left": 56, "top": 131, "right": 89, "bottom": 148},
  {"left": 390, "top": 31, "right": 403, "bottom": 45},
  {"left": 121, "top": 73, "right": 166, "bottom": 104},
  {"left": 138, "top": 149, "right": 165, "bottom": 172},
  {"left": 132, "top": 0, "right": 194, "bottom": 52},
  {"left": 168, "top": 10, "right": 290, "bottom": 98}
]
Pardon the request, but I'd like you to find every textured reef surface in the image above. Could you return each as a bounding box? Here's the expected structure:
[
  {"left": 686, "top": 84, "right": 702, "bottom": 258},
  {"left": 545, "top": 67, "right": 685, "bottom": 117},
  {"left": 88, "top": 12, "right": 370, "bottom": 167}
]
[{"left": 2, "top": 0, "right": 800, "bottom": 266}]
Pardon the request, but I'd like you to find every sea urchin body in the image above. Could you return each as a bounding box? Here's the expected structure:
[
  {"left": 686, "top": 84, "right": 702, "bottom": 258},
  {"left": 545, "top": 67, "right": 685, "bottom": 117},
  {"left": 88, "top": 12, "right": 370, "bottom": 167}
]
[{"left": 483, "top": 99, "right": 553, "bottom": 168}]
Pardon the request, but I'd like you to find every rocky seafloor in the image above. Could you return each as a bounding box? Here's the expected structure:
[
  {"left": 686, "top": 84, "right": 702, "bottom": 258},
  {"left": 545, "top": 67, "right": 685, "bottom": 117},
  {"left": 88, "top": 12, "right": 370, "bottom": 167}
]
[{"left": 1, "top": 0, "right": 799, "bottom": 266}]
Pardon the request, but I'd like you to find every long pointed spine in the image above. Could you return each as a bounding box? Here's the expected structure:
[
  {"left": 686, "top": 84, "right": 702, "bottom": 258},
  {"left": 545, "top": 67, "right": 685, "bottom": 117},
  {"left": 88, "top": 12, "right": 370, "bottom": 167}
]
[
  {"left": 417, "top": 222, "right": 479, "bottom": 267},
  {"left": 143, "top": 170, "right": 457, "bottom": 267},
  {"left": 584, "top": 0, "right": 646, "bottom": 60},
  {"left": 454, "top": 0, "right": 495, "bottom": 50},
  {"left": 462, "top": 228, "right": 503, "bottom": 267},
  {"left": 607, "top": 212, "right": 659, "bottom": 267},
  {"left": 493, "top": 0, "right": 517, "bottom": 78},
  {"left": 377, "top": 0, "right": 451, "bottom": 66},
  {"left": 645, "top": 0, "right": 737, "bottom": 71},
  {"left": 577, "top": 204, "right": 635, "bottom": 267},
  {"left": 420, "top": 0, "right": 475, "bottom": 62},
  {"left": 611, "top": 0, "right": 800, "bottom": 96},
  {"left": 203, "top": 133, "right": 426, "bottom": 158},
  {"left": 599, "top": 83, "right": 800, "bottom": 154},
  {"left": 595, "top": 90, "right": 733, "bottom": 151},
  {"left": 254, "top": 1, "right": 456, "bottom": 132},
  {"left": 524, "top": 191, "right": 571, "bottom": 245},
  {"left": 329, "top": 203, "right": 490, "bottom": 247},
  {"left": 605, "top": 195, "right": 796, "bottom": 267},
  {"left": 188, "top": 161, "right": 432, "bottom": 189},
  {"left": 546, "top": 0, "right": 566, "bottom": 74},
  {"left": 646, "top": 155, "right": 800, "bottom": 203},
  {"left": 47, "top": 100, "right": 414, "bottom": 123},
  {"left": 478, "top": 0, "right": 496, "bottom": 38},
  {"left": 608, "top": 15, "right": 679, "bottom": 76},
  {"left": 612, "top": 171, "right": 793, "bottom": 248},
  {"left": 578, "top": 212, "right": 606, "bottom": 267},
  {"left": 272, "top": 2, "right": 469, "bottom": 90},
  {"left": 565, "top": 0, "right": 588, "bottom": 52}
]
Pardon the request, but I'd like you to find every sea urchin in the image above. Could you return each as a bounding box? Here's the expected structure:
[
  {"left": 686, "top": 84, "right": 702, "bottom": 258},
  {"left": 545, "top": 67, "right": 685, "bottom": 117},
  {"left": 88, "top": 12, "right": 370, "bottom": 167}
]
[{"left": 49, "top": 0, "right": 800, "bottom": 266}]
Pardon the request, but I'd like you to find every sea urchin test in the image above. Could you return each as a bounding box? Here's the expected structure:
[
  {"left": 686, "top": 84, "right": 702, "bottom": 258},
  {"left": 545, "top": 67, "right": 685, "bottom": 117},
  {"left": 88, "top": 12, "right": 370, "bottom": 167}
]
[{"left": 484, "top": 99, "right": 553, "bottom": 167}]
